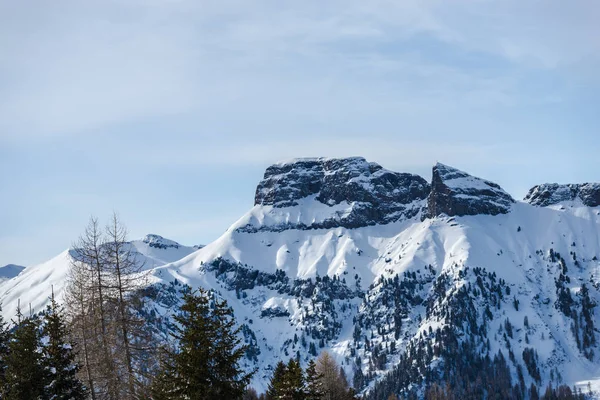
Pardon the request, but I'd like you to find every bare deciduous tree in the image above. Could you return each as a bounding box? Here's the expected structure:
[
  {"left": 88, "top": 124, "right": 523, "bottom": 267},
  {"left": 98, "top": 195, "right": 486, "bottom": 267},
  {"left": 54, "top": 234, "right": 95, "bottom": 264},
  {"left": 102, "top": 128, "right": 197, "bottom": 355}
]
[
  {"left": 65, "top": 214, "right": 153, "bottom": 400},
  {"left": 316, "top": 351, "right": 355, "bottom": 400},
  {"left": 104, "top": 212, "right": 149, "bottom": 399}
]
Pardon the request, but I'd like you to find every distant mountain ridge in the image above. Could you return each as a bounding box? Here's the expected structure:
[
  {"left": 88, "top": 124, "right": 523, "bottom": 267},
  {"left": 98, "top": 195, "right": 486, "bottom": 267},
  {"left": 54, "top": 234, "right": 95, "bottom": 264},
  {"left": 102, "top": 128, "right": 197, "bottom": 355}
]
[
  {"left": 2, "top": 157, "right": 600, "bottom": 397},
  {"left": 0, "top": 234, "right": 196, "bottom": 318},
  {"left": 0, "top": 264, "right": 25, "bottom": 284}
]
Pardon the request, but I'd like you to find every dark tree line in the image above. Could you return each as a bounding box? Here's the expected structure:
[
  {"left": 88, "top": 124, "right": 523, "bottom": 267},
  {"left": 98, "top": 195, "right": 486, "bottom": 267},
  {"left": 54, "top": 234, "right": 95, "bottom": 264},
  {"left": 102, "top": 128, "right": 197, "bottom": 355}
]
[{"left": 0, "top": 294, "right": 86, "bottom": 400}]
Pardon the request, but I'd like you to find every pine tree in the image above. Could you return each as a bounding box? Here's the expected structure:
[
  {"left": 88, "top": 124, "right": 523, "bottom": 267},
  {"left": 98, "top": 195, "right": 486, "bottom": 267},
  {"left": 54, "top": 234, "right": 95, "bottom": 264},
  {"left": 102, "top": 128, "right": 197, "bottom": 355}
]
[
  {"left": 243, "top": 387, "right": 261, "bottom": 400},
  {"left": 285, "top": 358, "right": 305, "bottom": 400},
  {"left": 43, "top": 291, "right": 87, "bottom": 400},
  {"left": 5, "top": 315, "right": 48, "bottom": 400},
  {"left": 211, "top": 297, "right": 254, "bottom": 398},
  {"left": 0, "top": 309, "right": 11, "bottom": 398},
  {"left": 530, "top": 383, "right": 539, "bottom": 400},
  {"left": 151, "top": 288, "right": 253, "bottom": 400},
  {"left": 305, "top": 359, "right": 324, "bottom": 400},
  {"left": 150, "top": 348, "right": 179, "bottom": 400},
  {"left": 267, "top": 361, "right": 288, "bottom": 399}
]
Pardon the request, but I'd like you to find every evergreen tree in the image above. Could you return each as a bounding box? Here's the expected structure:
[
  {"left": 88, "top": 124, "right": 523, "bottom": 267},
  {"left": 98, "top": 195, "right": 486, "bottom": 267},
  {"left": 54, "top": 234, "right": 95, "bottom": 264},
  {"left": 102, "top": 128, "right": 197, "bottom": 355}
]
[
  {"left": 305, "top": 359, "right": 324, "bottom": 400},
  {"left": 243, "top": 387, "right": 261, "bottom": 400},
  {"left": 267, "top": 359, "right": 306, "bottom": 400},
  {"left": 211, "top": 297, "right": 254, "bottom": 398},
  {"left": 150, "top": 348, "right": 179, "bottom": 400},
  {"left": 151, "top": 288, "right": 253, "bottom": 400},
  {"left": 267, "top": 361, "right": 288, "bottom": 400},
  {"left": 530, "top": 383, "right": 539, "bottom": 400},
  {"left": 285, "top": 358, "right": 305, "bottom": 400},
  {"left": 5, "top": 315, "right": 48, "bottom": 400},
  {"left": 0, "top": 308, "right": 11, "bottom": 397},
  {"left": 43, "top": 292, "right": 87, "bottom": 400}
]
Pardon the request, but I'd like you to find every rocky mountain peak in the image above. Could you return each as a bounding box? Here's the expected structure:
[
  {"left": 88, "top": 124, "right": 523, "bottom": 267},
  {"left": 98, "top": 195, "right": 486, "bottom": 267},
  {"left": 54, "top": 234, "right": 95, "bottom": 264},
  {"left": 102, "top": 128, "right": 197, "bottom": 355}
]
[
  {"left": 255, "top": 157, "right": 429, "bottom": 207},
  {"left": 425, "top": 163, "right": 514, "bottom": 218},
  {"left": 524, "top": 183, "right": 600, "bottom": 207},
  {"left": 248, "top": 157, "right": 430, "bottom": 230}
]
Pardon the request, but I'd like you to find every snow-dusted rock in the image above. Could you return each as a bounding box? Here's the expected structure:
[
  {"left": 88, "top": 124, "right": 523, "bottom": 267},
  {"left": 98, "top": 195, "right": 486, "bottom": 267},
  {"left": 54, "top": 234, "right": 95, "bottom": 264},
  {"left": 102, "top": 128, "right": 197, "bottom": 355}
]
[
  {"left": 143, "top": 234, "right": 182, "bottom": 249},
  {"left": 425, "top": 162, "right": 514, "bottom": 218},
  {"left": 250, "top": 157, "right": 430, "bottom": 230},
  {"left": 524, "top": 183, "right": 600, "bottom": 207}
]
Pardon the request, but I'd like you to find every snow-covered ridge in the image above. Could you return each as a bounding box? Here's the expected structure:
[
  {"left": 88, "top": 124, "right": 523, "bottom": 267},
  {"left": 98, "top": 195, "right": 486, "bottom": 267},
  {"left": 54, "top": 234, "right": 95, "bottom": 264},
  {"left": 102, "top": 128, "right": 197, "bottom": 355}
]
[
  {"left": 273, "top": 156, "right": 358, "bottom": 167},
  {"left": 525, "top": 182, "right": 600, "bottom": 208},
  {"left": 251, "top": 158, "right": 526, "bottom": 231},
  {"left": 147, "top": 199, "right": 600, "bottom": 393},
  {"left": 0, "top": 235, "right": 197, "bottom": 318}
]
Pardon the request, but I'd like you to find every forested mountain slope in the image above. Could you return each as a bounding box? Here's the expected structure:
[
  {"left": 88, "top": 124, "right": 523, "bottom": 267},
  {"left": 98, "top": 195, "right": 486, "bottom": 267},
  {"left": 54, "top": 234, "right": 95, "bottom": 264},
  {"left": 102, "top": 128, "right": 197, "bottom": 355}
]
[{"left": 3, "top": 157, "right": 600, "bottom": 398}]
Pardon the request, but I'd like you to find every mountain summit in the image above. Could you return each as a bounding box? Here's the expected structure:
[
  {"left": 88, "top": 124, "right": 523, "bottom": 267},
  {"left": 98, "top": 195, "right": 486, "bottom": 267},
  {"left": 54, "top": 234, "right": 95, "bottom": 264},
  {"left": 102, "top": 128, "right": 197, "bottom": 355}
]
[
  {"left": 426, "top": 162, "right": 514, "bottom": 218},
  {"left": 243, "top": 157, "right": 519, "bottom": 233},
  {"left": 249, "top": 157, "right": 430, "bottom": 230}
]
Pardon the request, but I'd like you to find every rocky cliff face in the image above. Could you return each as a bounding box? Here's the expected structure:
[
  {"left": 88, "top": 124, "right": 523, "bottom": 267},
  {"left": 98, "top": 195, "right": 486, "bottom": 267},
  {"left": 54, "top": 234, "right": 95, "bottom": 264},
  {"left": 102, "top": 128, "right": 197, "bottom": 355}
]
[
  {"left": 425, "top": 163, "right": 514, "bottom": 218},
  {"left": 250, "top": 157, "right": 430, "bottom": 230},
  {"left": 524, "top": 183, "right": 600, "bottom": 207}
]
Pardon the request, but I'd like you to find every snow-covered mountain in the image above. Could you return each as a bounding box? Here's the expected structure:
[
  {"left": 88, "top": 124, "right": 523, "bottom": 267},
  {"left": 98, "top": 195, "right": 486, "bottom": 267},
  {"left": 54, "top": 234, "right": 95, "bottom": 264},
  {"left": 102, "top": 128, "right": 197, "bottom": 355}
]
[
  {"left": 0, "top": 264, "right": 25, "bottom": 284},
  {"left": 3, "top": 157, "right": 600, "bottom": 397},
  {"left": 0, "top": 234, "right": 197, "bottom": 319}
]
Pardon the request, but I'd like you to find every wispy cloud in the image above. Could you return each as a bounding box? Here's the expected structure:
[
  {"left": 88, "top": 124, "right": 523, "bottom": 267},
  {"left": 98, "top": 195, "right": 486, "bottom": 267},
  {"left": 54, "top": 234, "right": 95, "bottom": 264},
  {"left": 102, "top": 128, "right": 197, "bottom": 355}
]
[{"left": 1, "top": 0, "right": 597, "bottom": 140}]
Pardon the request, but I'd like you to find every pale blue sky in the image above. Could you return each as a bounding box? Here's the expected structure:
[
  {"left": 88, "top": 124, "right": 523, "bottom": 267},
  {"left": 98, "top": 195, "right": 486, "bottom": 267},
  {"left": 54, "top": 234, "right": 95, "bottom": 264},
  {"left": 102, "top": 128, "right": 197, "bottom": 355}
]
[{"left": 1, "top": 0, "right": 599, "bottom": 266}]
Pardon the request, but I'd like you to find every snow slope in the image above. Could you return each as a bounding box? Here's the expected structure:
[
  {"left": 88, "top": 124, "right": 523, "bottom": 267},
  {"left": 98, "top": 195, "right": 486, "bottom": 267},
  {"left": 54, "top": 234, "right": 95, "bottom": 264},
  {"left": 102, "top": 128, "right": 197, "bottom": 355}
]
[
  {"left": 144, "top": 199, "right": 600, "bottom": 393},
  {"left": 0, "top": 234, "right": 197, "bottom": 319}
]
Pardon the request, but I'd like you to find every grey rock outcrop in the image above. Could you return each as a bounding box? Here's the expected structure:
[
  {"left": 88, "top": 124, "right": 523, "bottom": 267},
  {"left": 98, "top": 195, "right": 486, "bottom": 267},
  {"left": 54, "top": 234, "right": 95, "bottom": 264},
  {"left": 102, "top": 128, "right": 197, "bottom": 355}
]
[
  {"left": 425, "top": 163, "right": 514, "bottom": 218},
  {"left": 251, "top": 157, "right": 430, "bottom": 229},
  {"left": 524, "top": 183, "right": 600, "bottom": 207}
]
